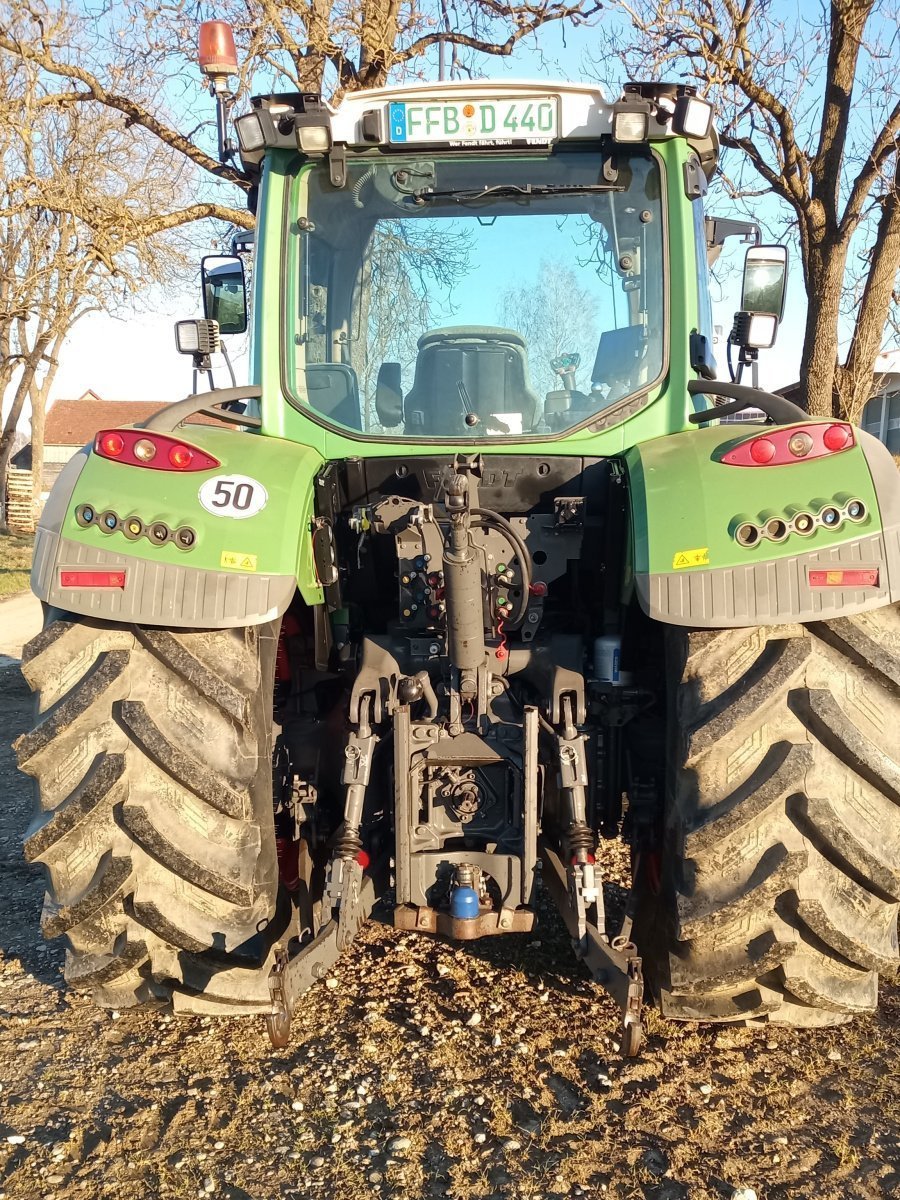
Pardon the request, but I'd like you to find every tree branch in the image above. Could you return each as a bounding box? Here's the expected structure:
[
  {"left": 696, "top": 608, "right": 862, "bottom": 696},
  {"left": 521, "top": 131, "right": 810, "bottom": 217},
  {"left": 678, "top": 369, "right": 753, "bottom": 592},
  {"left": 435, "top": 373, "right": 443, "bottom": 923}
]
[{"left": 0, "top": 28, "right": 249, "bottom": 190}]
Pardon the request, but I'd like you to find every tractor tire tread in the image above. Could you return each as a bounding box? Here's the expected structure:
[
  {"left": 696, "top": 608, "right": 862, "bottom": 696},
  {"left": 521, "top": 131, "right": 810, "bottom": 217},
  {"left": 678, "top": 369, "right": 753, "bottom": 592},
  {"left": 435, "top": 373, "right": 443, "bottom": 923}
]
[
  {"left": 646, "top": 604, "right": 900, "bottom": 1026},
  {"left": 16, "top": 616, "right": 282, "bottom": 1010}
]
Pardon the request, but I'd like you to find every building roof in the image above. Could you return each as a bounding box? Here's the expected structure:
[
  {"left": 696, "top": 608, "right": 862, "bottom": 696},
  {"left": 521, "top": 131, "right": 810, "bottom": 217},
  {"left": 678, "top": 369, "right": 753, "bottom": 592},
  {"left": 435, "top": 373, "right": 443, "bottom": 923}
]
[
  {"left": 777, "top": 371, "right": 900, "bottom": 405},
  {"left": 44, "top": 393, "right": 167, "bottom": 445}
]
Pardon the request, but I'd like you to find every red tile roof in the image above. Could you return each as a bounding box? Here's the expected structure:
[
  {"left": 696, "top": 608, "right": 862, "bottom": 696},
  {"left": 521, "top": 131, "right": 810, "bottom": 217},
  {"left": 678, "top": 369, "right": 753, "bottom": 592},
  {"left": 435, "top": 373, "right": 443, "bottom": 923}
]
[
  {"left": 45, "top": 398, "right": 167, "bottom": 445},
  {"left": 44, "top": 393, "right": 229, "bottom": 444}
]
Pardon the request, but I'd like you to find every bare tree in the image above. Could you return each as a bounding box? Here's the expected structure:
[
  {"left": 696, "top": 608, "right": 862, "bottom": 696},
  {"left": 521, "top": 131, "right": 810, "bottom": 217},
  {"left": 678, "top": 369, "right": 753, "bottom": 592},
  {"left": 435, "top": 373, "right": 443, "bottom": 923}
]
[
  {"left": 218, "top": 0, "right": 603, "bottom": 93},
  {"left": 0, "top": 0, "right": 602, "bottom": 198},
  {"left": 500, "top": 260, "right": 599, "bottom": 391},
  {"left": 0, "top": 26, "right": 200, "bottom": 529},
  {"left": 0, "top": 1, "right": 252, "bottom": 247},
  {"left": 596, "top": 0, "right": 900, "bottom": 421}
]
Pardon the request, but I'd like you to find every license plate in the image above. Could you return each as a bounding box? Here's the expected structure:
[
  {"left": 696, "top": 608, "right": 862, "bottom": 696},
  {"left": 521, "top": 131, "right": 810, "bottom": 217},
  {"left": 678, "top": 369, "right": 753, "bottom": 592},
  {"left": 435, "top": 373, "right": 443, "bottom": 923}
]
[{"left": 388, "top": 97, "right": 559, "bottom": 146}]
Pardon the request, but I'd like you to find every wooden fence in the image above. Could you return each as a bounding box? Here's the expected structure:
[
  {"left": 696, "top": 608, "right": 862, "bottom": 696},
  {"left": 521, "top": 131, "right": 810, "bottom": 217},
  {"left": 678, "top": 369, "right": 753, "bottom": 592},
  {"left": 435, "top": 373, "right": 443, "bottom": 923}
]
[{"left": 4, "top": 468, "right": 36, "bottom": 533}]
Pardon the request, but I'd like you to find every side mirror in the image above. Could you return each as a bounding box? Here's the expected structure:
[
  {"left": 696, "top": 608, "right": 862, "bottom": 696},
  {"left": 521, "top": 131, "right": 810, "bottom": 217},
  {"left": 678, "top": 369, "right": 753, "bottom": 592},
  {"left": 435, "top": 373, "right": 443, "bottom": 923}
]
[
  {"left": 201, "top": 255, "right": 247, "bottom": 335},
  {"left": 741, "top": 244, "right": 788, "bottom": 322}
]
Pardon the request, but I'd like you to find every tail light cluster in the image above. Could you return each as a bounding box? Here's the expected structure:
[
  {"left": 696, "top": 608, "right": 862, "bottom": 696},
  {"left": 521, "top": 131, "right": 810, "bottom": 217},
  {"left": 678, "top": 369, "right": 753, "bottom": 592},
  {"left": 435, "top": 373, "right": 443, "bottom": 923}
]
[
  {"left": 721, "top": 422, "right": 854, "bottom": 467},
  {"left": 733, "top": 497, "right": 868, "bottom": 547},
  {"left": 94, "top": 429, "right": 220, "bottom": 472}
]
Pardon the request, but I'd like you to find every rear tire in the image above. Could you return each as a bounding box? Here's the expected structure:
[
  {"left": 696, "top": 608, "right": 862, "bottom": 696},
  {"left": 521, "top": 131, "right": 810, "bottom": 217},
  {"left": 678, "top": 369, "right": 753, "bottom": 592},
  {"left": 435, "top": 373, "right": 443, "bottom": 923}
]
[
  {"left": 15, "top": 615, "right": 288, "bottom": 1013},
  {"left": 642, "top": 605, "right": 900, "bottom": 1026}
]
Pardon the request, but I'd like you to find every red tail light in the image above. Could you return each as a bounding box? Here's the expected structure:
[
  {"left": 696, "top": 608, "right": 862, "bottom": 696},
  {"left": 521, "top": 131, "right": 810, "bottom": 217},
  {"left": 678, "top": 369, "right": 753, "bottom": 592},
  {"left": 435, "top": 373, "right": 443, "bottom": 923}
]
[
  {"left": 823, "top": 423, "right": 852, "bottom": 451},
  {"left": 99, "top": 432, "right": 125, "bottom": 458},
  {"left": 721, "top": 423, "right": 855, "bottom": 467},
  {"left": 168, "top": 444, "right": 194, "bottom": 469},
  {"left": 94, "top": 430, "right": 220, "bottom": 472}
]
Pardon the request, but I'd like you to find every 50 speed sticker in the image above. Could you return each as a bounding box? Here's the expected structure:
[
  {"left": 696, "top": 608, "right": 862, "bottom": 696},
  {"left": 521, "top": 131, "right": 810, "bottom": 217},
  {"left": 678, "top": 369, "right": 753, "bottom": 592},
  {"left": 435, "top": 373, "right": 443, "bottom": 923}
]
[{"left": 198, "top": 475, "right": 268, "bottom": 519}]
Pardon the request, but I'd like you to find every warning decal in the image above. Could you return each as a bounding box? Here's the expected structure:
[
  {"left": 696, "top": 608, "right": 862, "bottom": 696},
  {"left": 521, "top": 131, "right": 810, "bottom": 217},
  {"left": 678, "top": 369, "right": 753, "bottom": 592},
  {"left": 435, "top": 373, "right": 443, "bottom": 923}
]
[
  {"left": 672, "top": 547, "right": 710, "bottom": 570},
  {"left": 220, "top": 550, "right": 258, "bottom": 572}
]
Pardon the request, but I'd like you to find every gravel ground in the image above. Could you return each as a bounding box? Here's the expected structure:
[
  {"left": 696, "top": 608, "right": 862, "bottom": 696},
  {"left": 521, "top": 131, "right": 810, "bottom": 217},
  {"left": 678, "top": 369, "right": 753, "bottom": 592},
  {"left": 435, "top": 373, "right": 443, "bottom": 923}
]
[
  {"left": 1, "top": 659, "right": 899, "bottom": 1200},
  {"left": 0, "top": 592, "right": 43, "bottom": 665}
]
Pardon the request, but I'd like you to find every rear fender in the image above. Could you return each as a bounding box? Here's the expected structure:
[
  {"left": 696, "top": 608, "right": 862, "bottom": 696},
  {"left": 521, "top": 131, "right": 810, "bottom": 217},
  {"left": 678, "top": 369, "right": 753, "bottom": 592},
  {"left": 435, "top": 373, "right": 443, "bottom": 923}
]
[
  {"left": 30, "top": 425, "right": 325, "bottom": 628},
  {"left": 624, "top": 423, "right": 900, "bottom": 627}
]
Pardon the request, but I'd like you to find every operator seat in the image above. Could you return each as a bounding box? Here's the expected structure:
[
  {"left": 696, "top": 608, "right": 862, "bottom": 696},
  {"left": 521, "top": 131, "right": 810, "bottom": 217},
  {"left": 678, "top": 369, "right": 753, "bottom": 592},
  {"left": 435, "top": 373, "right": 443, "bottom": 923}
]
[
  {"left": 304, "top": 363, "right": 362, "bottom": 429},
  {"left": 404, "top": 327, "right": 541, "bottom": 436},
  {"left": 590, "top": 325, "right": 646, "bottom": 403}
]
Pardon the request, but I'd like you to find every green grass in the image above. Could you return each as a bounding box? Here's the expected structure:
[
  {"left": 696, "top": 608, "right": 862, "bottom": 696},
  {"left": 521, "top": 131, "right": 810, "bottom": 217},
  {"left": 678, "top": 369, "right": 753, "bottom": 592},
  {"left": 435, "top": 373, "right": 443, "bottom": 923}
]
[{"left": 0, "top": 531, "right": 34, "bottom": 597}]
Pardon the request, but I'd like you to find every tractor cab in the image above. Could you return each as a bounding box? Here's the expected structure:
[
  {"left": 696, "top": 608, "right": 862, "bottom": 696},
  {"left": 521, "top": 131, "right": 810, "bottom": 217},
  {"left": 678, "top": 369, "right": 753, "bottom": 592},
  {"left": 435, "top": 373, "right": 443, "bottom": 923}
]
[{"left": 184, "top": 78, "right": 730, "bottom": 450}]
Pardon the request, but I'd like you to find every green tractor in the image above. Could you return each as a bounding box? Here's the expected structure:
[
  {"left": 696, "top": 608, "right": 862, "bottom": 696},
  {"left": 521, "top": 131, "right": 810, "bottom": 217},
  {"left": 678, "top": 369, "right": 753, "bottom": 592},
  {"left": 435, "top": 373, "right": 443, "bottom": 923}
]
[{"left": 16, "top": 27, "right": 900, "bottom": 1055}]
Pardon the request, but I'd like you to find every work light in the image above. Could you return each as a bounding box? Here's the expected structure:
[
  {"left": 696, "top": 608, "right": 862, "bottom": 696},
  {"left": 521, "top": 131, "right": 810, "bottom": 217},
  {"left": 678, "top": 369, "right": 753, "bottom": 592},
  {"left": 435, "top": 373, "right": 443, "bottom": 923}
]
[
  {"left": 174, "top": 318, "right": 221, "bottom": 356},
  {"left": 296, "top": 124, "right": 332, "bottom": 154},
  {"left": 611, "top": 99, "right": 651, "bottom": 143},
  {"left": 673, "top": 94, "right": 713, "bottom": 139},
  {"left": 235, "top": 112, "right": 266, "bottom": 152}
]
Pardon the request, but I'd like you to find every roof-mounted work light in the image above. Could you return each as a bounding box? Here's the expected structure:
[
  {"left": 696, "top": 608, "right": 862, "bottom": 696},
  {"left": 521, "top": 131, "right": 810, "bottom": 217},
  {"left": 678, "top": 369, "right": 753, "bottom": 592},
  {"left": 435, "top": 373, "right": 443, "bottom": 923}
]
[
  {"left": 613, "top": 81, "right": 715, "bottom": 146},
  {"left": 296, "top": 122, "right": 332, "bottom": 154},
  {"left": 673, "top": 91, "right": 713, "bottom": 139},
  {"left": 611, "top": 92, "right": 652, "bottom": 143},
  {"left": 235, "top": 111, "right": 266, "bottom": 153}
]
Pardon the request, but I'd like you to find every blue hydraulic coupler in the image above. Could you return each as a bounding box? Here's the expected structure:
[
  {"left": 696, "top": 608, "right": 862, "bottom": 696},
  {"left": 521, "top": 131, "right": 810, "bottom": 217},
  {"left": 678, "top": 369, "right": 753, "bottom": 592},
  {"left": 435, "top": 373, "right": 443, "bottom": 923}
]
[{"left": 450, "top": 886, "right": 480, "bottom": 920}]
